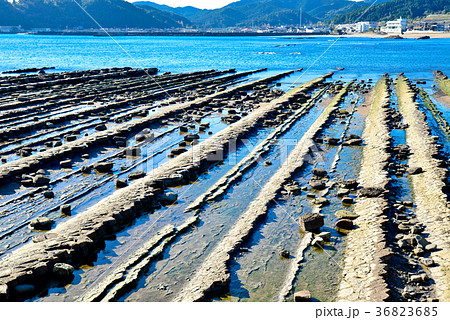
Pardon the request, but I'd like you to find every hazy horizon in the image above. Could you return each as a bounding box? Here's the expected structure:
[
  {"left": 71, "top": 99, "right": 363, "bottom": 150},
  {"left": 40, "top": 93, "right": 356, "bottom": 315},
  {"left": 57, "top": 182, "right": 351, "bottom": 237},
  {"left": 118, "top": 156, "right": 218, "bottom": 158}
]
[{"left": 126, "top": 0, "right": 366, "bottom": 10}]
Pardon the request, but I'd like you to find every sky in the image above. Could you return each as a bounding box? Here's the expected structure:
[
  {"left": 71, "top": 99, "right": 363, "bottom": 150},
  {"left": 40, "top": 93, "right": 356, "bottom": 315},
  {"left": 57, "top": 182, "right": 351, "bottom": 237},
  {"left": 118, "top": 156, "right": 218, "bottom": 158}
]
[
  {"left": 127, "top": 0, "right": 239, "bottom": 10},
  {"left": 127, "top": 1, "right": 365, "bottom": 10}
]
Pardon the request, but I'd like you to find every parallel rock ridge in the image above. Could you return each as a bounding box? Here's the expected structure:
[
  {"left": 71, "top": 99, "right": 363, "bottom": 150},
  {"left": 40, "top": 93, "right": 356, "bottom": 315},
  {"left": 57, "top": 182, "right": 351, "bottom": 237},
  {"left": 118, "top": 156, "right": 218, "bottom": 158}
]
[
  {"left": 184, "top": 85, "right": 329, "bottom": 212},
  {"left": 433, "top": 70, "right": 450, "bottom": 97},
  {"left": 0, "top": 70, "right": 329, "bottom": 301},
  {"left": 0, "top": 67, "right": 158, "bottom": 96},
  {"left": 396, "top": 76, "right": 450, "bottom": 301},
  {"left": 0, "top": 69, "right": 262, "bottom": 183},
  {"left": 337, "top": 77, "right": 392, "bottom": 302},
  {"left": 174, "top": 77, "right": 348, "bottom": 302}
]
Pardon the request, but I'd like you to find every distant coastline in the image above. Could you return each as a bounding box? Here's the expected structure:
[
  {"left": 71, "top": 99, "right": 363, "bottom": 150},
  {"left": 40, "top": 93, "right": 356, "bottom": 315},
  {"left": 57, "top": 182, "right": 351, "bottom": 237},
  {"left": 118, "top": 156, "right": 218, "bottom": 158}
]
[
  {"left": 336, "top": 31, "right": 450, "bottom": 39},
  {"left": 2, "top": 30, "right": 449, "bottom": 39},
  {"left": 13, "top": 31, "right": 330, "bottom": 37}
]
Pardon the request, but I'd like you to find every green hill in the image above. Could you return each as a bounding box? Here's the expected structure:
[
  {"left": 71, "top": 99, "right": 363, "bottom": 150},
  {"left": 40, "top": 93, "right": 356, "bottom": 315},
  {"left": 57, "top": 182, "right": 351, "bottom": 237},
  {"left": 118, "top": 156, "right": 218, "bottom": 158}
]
[
  {"left": 330, "top": 0, "right": 450, "bottom": 24},
  {"left": 136, "top": 0, "right": 366, "bottom": 28},
  {"left": 0, "top": 0, "right": 190, "bottom": 29}
]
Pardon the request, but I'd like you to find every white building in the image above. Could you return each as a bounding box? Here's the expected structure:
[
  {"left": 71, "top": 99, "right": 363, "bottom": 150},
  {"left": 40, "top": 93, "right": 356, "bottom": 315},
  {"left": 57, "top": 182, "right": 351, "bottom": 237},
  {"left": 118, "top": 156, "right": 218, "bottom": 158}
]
[
  {"left": 355, "top": 21, "right": 378, "bottom": 32},
  {"left": 381, "top": 18, "right": 408, "bottom": 34}
]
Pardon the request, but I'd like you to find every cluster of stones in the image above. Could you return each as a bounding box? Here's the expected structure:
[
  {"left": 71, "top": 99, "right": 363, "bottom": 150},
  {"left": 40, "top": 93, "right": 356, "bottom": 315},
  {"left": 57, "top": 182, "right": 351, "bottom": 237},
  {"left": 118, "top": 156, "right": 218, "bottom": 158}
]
[
  {"left": 0, "top": 69, "right": 268, "bottom": 185},
  {"left": 174, "top": 73, "right": 347, "bottom": 302},
  {"left": 0, "top": 69, "right": 237, "bottom": 143},
  {"left": 0, "top": 69, "right": 242, "bottom": 172},
  {"left": 0, "top": 67, "right": 157, "bottom": 95},
  {"left": 378, "top": 90, "right": 437, "bottom": 302},
  {"left": 337, "top": 77, "right": 393, "bottom": 302},
  {"left": 0, "top": 69, "right": 298, "bottom": 301},
  {"left": 395, "top": 75, "right": 450, "bottom": 301},
  {"left": 185, "top": 84, "right": 329, "bottom": 213}
]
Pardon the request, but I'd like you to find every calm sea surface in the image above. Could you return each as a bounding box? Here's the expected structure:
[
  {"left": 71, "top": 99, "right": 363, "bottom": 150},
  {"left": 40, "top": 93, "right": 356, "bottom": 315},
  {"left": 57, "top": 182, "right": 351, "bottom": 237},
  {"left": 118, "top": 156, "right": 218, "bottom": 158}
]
[{"left": 0, "top": 34, "right": 449, "bottom": 83}]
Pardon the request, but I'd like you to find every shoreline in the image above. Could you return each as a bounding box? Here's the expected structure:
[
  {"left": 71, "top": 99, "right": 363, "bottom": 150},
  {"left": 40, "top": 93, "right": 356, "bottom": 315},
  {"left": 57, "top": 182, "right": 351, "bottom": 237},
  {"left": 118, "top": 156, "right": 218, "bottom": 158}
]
[
  {"left": 2, "top": 31, "right": 449, "bottom": 39},
  {"left": 335, "top": 31, "right": 450, "bottom": 39}
]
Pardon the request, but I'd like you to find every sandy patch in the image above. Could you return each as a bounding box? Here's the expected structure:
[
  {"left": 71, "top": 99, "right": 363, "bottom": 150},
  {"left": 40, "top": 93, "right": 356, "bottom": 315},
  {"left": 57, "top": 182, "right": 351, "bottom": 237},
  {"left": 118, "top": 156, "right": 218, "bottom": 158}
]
[{"left": 433, "top": 89, "right": 450, "bottom": 108}]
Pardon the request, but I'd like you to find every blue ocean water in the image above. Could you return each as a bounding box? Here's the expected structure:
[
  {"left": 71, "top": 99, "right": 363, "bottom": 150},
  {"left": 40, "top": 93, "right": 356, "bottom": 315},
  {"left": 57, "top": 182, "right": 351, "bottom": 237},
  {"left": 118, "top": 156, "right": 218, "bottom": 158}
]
[{"left": 0, "top": 34, "right": 449, "bottom": 83}]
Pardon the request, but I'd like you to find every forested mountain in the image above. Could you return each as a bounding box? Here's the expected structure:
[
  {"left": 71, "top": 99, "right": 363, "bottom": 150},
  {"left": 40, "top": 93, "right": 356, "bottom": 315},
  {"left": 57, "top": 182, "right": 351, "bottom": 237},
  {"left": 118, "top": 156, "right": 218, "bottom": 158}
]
[
  {"left": 0, "top": 0, "right": 20, "bottom": 25},
  {"left": 0, "top": 0, "right": 189, "bottom": 29},
  {"left": 134, "top": 1, "right": 205, "bottom": 22},
  {"left": 2, "top": 0, "right": 448, "bottom": 30},
  {"left": 330, "top": 0, "right": 450, "bottom": 24},
  {"left": 136, "top": 0, "right": 367, "bottom": 27}
]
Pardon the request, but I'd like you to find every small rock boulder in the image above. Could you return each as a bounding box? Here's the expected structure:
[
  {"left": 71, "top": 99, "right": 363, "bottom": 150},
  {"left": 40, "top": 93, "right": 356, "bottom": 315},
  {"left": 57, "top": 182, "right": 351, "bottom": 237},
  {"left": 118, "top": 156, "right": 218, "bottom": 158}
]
[
  {"left": 115, "top": 179, "right": 128, "bottom": 188},
  {"left": 402, "top": 286, "right": 416, "bottom": 299},
  {"left": 53, "top": 263, "right": 74, "bottom": 279},
  {"left": 81, "top": 166, "right": 91, "bottom": 173},
  {"left": 43, "top": 190, "right": 54, "bottom": 199},
  {"left": 325, "top": 137, "right": 339, "bottom": 145},
  {"left": 135, "top": 134, "right": 146, "bottom": 142},
  {"left": 171, "top": 147, "right": 187, "bottom": 156},
  {"left": 294, "top": 290, "right": 312, "bottom": 302},
  {"left": 343, "top": 138, "right": 363, "bottom": 146},
  {"left": 33, "top": 174, "right": 50, "bottom": 187},
  {"left": 419, "top": 257, "right": 435, "bottom": 267},
  {"left": 335, "top": 219, "right": 354, "bottom": 230},
  {"left": 60, "top": 204, "right": 71, "bottom": 216},
  {"left": 285, "top": 183, "right": 301, "bottom": 195},
  {"left": 311, "top": 168, "right": 327, "bottom": 177},
  {"left": 280, "top": 250, "right": 290, "bottom": 259},
  {"left": 128, "top": 170, "right": 146, "bottom": 180},
  {"left": 308, "top": 179, "right": 326, "bottom": 190},
  {"left": 113, "top": 136, "right": 127, "bottom": 147},
  {"left": 30, "top": 217, "right": 53, "bottom": 230},
  {"left": 93, "top": 162, "right": 114, "bottom": 173},
  {"left": 357, "top": 187, "right": 385, "bottom": 198},
  {"left": 337, "top": 188, "right": 350, "bottom": 197},
  {"left": 413, "top": 273, "right": 429, "bottom": 283},
  {"left": 160, "top": 192, "right": 178, "bottom": 205},
  {"left": 95, "top": 124, "right": 107, "bottom": 131},
  {"left": 342, "top": 196, "right": 354, "bottom": 205},
  {"left": 341, "top": 179, "right": 358, "bottom": 190},
  {"left": 299, "top": 213, "right": 324, "bottom": 232},
  {"left": 184, "top": 133, "right": 200, "bottom": 142},
  {"left": 313, "top": 197, "right": 330, "bottom": 206},
  {"left": 65, "top": 135, "right": 77, "bottom": 142}
]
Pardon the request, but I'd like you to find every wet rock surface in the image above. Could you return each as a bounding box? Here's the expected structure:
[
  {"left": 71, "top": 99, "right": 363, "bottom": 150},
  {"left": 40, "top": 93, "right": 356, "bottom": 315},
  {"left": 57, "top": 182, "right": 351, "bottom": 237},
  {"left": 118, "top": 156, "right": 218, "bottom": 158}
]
[
  {"left": 1, "top": 68, "right": 448, "bottom": 303},
  {"left": 0, "top": 68, "right": 304, "bottom": 301}
]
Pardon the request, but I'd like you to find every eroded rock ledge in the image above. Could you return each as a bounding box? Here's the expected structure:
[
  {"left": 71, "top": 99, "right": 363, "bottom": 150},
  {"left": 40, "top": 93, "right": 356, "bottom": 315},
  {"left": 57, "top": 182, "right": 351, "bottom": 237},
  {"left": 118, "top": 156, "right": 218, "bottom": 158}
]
[
  {"left": 0, "top": 71, "right": 331, "bottom": 301},
  {"left": 396, "top": 75, "right": 450, "bottom": 301},
  {"left": 337, "top": 77, "right": 392, "bottom": 302},
  {"left": 174, "top": 78, "right": 348, "bottom": 302}
]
